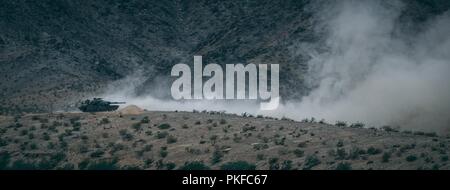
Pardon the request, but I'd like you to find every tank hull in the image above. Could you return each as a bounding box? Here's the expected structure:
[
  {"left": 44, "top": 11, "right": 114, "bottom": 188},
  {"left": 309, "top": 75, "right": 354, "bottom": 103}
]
[{"left": 78, "top": 105, "right": 120, "bottom": 112}]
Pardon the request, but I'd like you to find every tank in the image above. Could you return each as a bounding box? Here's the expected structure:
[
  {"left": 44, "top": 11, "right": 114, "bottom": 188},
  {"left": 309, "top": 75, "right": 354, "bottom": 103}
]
[{"left": 78, "top": 98, "right": 125, "bottom": 112}]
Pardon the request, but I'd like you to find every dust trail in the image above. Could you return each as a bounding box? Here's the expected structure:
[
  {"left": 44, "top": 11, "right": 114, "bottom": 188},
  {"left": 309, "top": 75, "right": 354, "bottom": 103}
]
[
  {"left": 100, "top": 72, "right": 262, "bottom": 115},
  {"left": 282, "top": 0, "right": 450, "bottom": 133}
]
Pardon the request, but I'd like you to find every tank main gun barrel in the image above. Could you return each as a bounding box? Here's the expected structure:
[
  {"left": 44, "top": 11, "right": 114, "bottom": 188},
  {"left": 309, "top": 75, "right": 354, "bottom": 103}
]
[{"left": 109, "top": 102, "right": 126, "bottom": 104}]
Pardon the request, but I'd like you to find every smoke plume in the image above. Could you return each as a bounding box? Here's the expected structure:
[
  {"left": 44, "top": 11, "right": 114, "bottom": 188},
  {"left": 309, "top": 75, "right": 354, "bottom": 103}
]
[{"left": 282, "top": 0, "right": 450, "bottom": 133}]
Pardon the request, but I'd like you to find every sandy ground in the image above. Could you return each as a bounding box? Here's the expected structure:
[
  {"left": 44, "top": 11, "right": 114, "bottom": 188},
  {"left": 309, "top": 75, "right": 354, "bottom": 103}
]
[{"left": 0, "top": 109, "right": 449, "bottom": 170}]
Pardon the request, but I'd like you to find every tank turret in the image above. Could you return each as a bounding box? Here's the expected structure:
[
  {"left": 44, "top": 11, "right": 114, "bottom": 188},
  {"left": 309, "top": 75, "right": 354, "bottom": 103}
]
[{"left": 78, "top": 98, "right": 125, "bottom": 112}]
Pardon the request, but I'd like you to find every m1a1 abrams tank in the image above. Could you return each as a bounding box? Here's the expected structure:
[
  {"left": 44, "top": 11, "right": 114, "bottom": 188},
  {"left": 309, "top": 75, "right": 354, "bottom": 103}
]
[{"left": 78, "top": 98, "right": 125, "bottom": 112}]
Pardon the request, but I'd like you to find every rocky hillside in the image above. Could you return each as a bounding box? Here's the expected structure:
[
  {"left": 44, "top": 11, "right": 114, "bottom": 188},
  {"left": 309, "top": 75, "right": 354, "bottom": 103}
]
[
  {"left": 1, "top": 0, "right": 449, "bottom": 114},
  {"left": 0, "top": 110, "right": 449, "bottom": 170}
]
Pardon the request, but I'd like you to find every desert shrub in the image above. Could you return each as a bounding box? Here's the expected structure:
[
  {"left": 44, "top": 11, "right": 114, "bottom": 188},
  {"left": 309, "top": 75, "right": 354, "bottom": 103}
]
[
  {"left": 350, "top": 122, "right": 365, "bottom": 128},
  {"left": 156, "top": 131, "right": 169, "bottom": 139},
  {"left": 29, "top": 143, "right": 38, "bottom": 150},
  {"left": 278, "top": 148, "right": 290, "bottom": 155},
  {"left": 219, "top": 119, "right": 227, "bottom": 125},
  {"left": 336, "top": 162, "right": 352, "bottom": 170},
  {"left": 281, "top": 160, "right": 293, "bottom": 170},
  {"left": 367, "top": 147, "right": 382, "bottom": 155},
  {"left": 158, "top": 123, "right": 171, "bottom": 130},
  {"left": 166, "top": 135, "right": 177, "bottom": 144},
  {"left": 36, "top": 159, "right": 59, "bottom": 170},
  {"left": 402, "top": 130, "right": 413, "bottom": 134},
  {"left": 85, "top": 159, "right": 119, "bottom": 170},
  {"left": 52, "top": 121, "right": 63, "bottom": 128},
  {"left": 319, "top": 119, "right": 327, "bottom": 124},
  {"left": 336, "top": 140, "right": 344, "bottom": 147},
  {"left": 122, "top": 165, "right": 142, "bottom": 170},
  {"left": 40, "top": 118, "right": 49, "bottom": 123},
  {"left": 90, "top": 150, "right": 105, "bottom": 158},
  {"left": 143, "top": 144, "right": 153, "bottom": 152},
  {"left": 80, "top": 135, "right": 89, "bottom": 141},
  {"left": 347, "top": 147, "right": 363, "bottom": 160},
  {"left": 253, "top": 143, "right": 269, "bottom": 150},
  {"left": 72, "top": 122, "right": 81, "bottom": 128},
  {"left": 297, "top": 142, "right": 307, "bottom": 148},
  {"left": 220, "top": 161, "right": 256, "bottom": 170},
  {"left": 79, "top": 146, "right": 89, "bottom": 153},
  {"left": 13, "top": 122, "right": 23, "bottom": 129},
  {"left": 303, "top": 155, "right": 321, "bottom": 170},
  {"left": 135, "top": 150, "right": 145, "bottom": 157},
  {"left": 77, "top": 160, "right": 89, "bottom": 169},
  {"left": 153, "top": 159, "right": 164, "bottom": 170},
  {"left": 51, "top": 152, "right": 66, "bottom": 164},
  {"left": 144, "top": 159, "right": 154, "bottom": 168},
  {"left": 165, "top": 162, "right": 176, "bottom": 170},
  {"left": 382, "top": 126, "right": 399, "bottom": 132},
  {"left": 441, "top": 155, "right": 449, "bottom": 162},
  {"left": 11, "top": 160, "right": 38, "bottom": 170},
  {"left": 141, "top": 116, "right": 150, "bottom": 124},
  {"left": 0, "top": 138, "right": 7, "bottom": 147},
  {"left": 59, "top": 141, "right": 68, "bottom": 150},
  {"left": 211, "top": 149, "right": 223, "bottom": 164},
  {"left": 0, "top": 152, "right": 11, "bottom": 169},
  {"left": 336, "top": 148, "right": 347, "bottom": 160},
  {"left": 425, "top": 132, "right": 438, "bottom": 137},
  {"left": 110, "top": 143, "right": 125, "bottom": 153},
  {"left": 20, "top": 129, "right": 28, "bottom": 136},
  {"left": 382, "top": 152, "right": 391, "bottom": 163},
  {"left": 179, "top": 161, "right": 210, "bottom": 170},
  {"left": 335, "top": 121, "right": 347, "bottom": 127},
  {"left": 269, "top": 158, "right": 280, "bottom": 170},
  {"left": 57, "top": 163, "right": 75, "bottom": 170},
  {"left": 406, "top": 155, "right": 418, "bottom": 162},
  {"left": 233, "top": 135, "right": 242, "bottom": 143},
  {"left": 242, "top": 125, "right": 256, "bottom": 132},
  {"left": 0, "top": 128, "right": 7, "bottom": 135},
  {"left": 293, "top": 149, "right": 305, "bottom": 158},
  {"left": 209, "top": 135, "right": 218, "bottom": 145},
  {"left": 256, "top": 154, "right": 265, "bottom": 161},
  {"left": 185, "top": 147, "right": 202, "bottom": 155},
  {"left": 47, "top": 142, "right": 56, "bottom": 149},
  {"left": 100, "top": 118, "right": 110, "bottom": 125},
  {"left": 28, "top": 133, "right": 35, "bottom": 139},
  {"left": 399, "top": 144, "right": 416, "bottom": 154},
  {"left": 42, "top": 133, "right": 50, "bottom": 141},
  {"left": 32, "top": 115, "right": 40, "bottom": 120},
  {"left": 131, "top": 122, "right": 142, "bottom": 131},
  {"left": 274, "top": 137, "right": 286, "bottom": 145},
  {"left": 143, "top": 131, "right": 152, "bottom": 136},
  {"left": 119, "top": 129, "right": 133, "bottom": 141},
  {"left": 69, "top": 117, "right": 81, "bottom": 124},
  {"left": 160, "top": 147, "right": 168, "bottom": 158},
  {"left": 432, "top": 164, "right": 440, "bottom": 170}
]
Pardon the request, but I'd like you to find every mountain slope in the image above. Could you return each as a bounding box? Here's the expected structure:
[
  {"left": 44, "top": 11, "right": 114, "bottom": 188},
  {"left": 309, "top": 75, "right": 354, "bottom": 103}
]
[{"left": 1, "top": 0, "right": 449, "bottom": 114}]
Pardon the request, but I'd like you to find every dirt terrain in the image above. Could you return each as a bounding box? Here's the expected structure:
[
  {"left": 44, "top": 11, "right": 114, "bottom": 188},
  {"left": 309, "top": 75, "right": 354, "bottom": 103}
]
[{"left": 1, "top": 108, "right": 449, "bottom": 170}]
